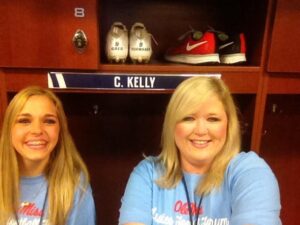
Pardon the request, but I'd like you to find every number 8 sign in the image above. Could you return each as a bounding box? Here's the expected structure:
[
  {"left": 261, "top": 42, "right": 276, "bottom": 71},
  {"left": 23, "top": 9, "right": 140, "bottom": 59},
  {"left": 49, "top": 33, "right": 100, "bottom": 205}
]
[{"left": 74, "top": 8, "right": 85, "bottom": 18}]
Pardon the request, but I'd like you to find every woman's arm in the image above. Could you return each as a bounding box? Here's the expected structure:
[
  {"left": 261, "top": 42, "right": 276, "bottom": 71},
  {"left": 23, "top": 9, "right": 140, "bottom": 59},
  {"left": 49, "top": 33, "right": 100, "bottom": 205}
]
[
  {"left": 229, "top": 156, "right": 282, "bottom": 225},
  {"left": 68, "top": 184, "right": 96, "bottom": 225},
  {"left": 119, "top": 159, "right": 154, "bottom": 225}
]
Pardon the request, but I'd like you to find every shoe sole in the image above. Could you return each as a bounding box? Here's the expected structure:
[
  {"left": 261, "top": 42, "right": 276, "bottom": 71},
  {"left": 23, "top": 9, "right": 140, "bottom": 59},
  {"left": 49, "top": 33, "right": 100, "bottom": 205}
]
[
  {"left": 131, "top": 58, "right": 150, "bottom": 64},
  {"left": 165, "top": 54, "right": 220, "bottom": 64},
  {"left": 107, "top": 57, "right": 127, "bottom": 64},
  {"left": 220, "top": 53, "right": 246, "bottom": 64}
]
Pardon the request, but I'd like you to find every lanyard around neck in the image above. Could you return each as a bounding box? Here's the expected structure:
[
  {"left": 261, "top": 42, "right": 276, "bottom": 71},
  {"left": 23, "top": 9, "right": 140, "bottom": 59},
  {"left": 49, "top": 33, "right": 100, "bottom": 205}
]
[
  {"left": 182, "top": 176, "right": 203, "bottom": 225},
  {"left": 16, "top": 186, "right": 48, "bottom": 225}
]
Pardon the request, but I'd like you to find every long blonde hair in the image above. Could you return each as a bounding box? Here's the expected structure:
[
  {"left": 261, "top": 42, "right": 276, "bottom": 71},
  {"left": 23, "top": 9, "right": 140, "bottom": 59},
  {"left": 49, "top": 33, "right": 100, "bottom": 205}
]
[
  {"left": 157, "top": 76, "right": 241, "bottom": 195},
  {"left": 0, "top": 86, "right": 90, "bottom": 225}
]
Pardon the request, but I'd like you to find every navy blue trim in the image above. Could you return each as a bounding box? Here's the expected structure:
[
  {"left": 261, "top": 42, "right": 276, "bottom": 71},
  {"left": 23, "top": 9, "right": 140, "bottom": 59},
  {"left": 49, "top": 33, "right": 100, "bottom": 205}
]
[{"left": 49, "top": 72, "right": 59, "bottom": 88}]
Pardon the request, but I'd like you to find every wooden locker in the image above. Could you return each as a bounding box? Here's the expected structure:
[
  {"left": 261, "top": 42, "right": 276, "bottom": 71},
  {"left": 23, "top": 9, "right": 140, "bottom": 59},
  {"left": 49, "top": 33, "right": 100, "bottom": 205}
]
[{"left": 0, "top": 0, "right": 99, "bottom": 69}]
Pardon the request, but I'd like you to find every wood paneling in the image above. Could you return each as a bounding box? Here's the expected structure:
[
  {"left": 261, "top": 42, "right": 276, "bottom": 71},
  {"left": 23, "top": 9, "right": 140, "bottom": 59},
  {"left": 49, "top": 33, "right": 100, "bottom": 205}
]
[
  {"left": 0, "top": 0, "right": 99, "bottom": 69},
  {"left": 260, "top": 95, "right": 300, "bottom": 225},
  {"left": 0, "top": 70, "right": 8, "bottom": 128},
  {"left": 267, "top": 74, "right": 300, "bottom": 94},
  {"left": 268, "top": 0, "right": 300, "bottom": 72}
]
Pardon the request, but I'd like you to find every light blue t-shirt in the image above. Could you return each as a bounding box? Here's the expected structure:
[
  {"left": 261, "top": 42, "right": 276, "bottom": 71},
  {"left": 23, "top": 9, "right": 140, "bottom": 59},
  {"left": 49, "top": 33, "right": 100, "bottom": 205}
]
[
  {"left": 7, "top": 175, "right": 96, "bottom": 225},
  {"left": 119, "top": 151, "right": 281, "bottom": 225}
]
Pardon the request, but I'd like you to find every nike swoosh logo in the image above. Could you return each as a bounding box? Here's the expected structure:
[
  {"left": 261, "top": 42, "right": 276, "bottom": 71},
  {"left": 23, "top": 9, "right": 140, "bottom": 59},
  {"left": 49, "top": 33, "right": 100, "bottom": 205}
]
[
  {"left": 186, "top": 41, "right": 208, "bottom": 51},
  {"left": 219, "top": 41, "right": 234, "bottom": 50}
]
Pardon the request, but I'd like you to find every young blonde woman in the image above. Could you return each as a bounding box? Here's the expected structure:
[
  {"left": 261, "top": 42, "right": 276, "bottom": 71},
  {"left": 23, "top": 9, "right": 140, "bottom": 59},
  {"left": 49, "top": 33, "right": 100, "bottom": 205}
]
[
  {"left": 0, "top": 86, "right": 96, "bottom": 225},
  {"left": 119, "top": 76, "right": 281, "bottom": 225}
]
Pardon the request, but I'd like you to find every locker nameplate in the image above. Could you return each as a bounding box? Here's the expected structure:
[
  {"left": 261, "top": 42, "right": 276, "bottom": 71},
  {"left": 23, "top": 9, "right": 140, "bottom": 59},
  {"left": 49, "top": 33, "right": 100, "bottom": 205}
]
[{"left": 48, "top": 72, "right": 221, "bottom": 90}]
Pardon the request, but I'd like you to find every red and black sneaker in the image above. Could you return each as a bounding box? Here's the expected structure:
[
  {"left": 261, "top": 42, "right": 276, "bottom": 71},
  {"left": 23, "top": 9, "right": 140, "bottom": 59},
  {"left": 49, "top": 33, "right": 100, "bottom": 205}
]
[
  {"left": 164, "top": 30, "right": 220, "bottom": 64},
  {"left": 217, "top": 32, "right": 247, "bottom": 64}
]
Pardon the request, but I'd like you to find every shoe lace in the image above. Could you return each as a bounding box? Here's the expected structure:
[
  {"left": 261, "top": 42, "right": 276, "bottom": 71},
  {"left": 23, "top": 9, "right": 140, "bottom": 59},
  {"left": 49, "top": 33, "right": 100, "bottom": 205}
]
[
  {"left": 207, "top": 25, "right": 229, "bottom": 41},
  {"left": 207, "top": 25, "right": 223, "bottom": 34},
  {"left": 132, "top": 23, "right": 158, "bottom": 46},
  {"left": 177, "top": 25, "right": 204, "bottom": 41},
  {"left": 151, "top": 33, "right": 158, "bottom": 46},
  {"left": 112, "top": 22, "right": 127, "bottom": 36},
  {"left": 178, "top": 25, "right": 196, "bottom": 41}
]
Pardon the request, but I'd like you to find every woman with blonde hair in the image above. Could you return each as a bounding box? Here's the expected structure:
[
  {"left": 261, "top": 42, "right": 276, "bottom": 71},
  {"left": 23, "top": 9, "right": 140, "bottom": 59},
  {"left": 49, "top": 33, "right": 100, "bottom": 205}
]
[
  {"left": 119, "top": 76, "right": 281, "bottom": 225},
  {"left": 0, "top": 86, "right": 96, "bottom": 225}
]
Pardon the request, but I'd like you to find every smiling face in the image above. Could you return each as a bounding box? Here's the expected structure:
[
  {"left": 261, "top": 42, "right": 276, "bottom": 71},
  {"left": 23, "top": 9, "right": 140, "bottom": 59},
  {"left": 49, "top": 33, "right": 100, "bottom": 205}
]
[
  {"left": 174, "top": 94, "right": 228, "bottom": 174},
  {"left": 11, "top": 95, "right": 60, "bottom": 175}
]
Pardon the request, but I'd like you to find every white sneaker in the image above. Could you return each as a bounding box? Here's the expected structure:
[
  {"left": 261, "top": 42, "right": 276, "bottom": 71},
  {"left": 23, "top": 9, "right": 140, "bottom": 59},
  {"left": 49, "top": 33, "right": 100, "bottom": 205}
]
[
  {"left": 106, "top": 22, "right": 128, "bottom": 63},
  {"left": 129, "top": 23, "right": 153, "bottom": 64}
]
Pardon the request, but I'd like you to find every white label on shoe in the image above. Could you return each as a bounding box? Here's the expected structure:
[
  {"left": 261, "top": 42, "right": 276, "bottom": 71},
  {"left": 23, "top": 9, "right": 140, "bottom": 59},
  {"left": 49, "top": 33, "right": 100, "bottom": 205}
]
[
  {"left": 219, "top": 41, "right": 234, "bottom": 50},
  {"left": 186, "top": 41, "right": 208, "bottom": 51}
]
